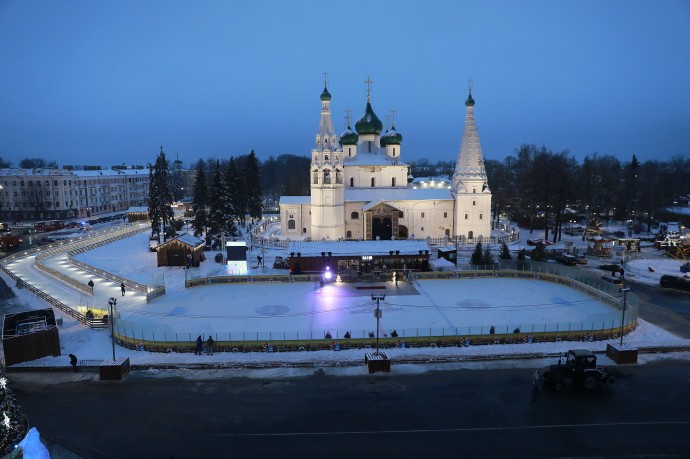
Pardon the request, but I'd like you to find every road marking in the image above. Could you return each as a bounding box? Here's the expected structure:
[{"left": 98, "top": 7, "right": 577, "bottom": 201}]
[{"left": 210, "top": 420, "right": 690, "bottom": 437}]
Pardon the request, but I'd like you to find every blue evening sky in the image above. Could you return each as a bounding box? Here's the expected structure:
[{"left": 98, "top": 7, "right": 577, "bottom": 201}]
[{"left": 1, "top": 0, "right": 689, "bottom": 167}]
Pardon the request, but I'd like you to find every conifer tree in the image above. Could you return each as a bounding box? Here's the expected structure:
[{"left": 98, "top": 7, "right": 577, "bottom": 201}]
[
  {"left": 517, "top": 248, "right": 527, "bottom": 260},
  {"left": 470, "top": 242, "right": 484, "bottom": 265},
  {"left": 482, "top": 246, "right": 494, "bottom": 265},
  {"left": 191, "top": 159, "right": 209, "bottom": 237},
  {"left": 225, "top": 157, "right": 242, "bottom": 224},
  {"left": 499, "top": 242, "right": 512, "bottom": 260},
  {"left": 245, "top": 150, "right": 263, "bottom": 222},
  {"left": 148, "top": 147, "right": 175, "bottom": 242},
  {"left": 0, "top": 367, "right": 28, "bottom": 454}
]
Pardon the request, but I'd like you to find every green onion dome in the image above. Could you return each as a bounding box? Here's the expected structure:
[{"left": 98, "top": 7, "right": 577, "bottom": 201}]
[
  {"left": 320, "top": 85, "right": 331, "bottom": 101},
  {"left": 465, "top": 92, "right": 475, "bottom": 107},
  {"left": 355, "top": 102, "right": 383, "bottom": 135},
  {"left": 339, "top": 125, "right": 359, "bottom": 145},
  {"left": 381, "top": 125, "right": 402, "bottom": 145}
]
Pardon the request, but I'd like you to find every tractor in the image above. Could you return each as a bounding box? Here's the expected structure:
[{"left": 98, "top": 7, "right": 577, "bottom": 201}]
[{"left": 533, "top": 349, "right": 616, "bottom": 392}]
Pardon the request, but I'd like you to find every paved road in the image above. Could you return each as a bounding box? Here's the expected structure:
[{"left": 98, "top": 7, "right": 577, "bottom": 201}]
[
  {"left": 10, "top": 360, "right": 690, "bottom": 458},
  {"left": 627, "top": 279, "right": 690, "bottom": 338}
]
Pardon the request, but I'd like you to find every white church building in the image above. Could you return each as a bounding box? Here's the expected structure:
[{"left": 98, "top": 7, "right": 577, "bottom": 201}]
[{"left": 279, "top": 79, "right": 491, "bottom": 242}]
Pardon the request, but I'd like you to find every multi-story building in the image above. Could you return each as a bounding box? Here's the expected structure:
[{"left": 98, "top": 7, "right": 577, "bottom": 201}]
[{"left": 0, "top": 166, "right": 150, "bottom": 222}]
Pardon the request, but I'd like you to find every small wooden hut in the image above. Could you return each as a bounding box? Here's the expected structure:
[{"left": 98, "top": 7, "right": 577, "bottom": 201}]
[
  {"left": 126, "top": 206, "right": 149, "bottom": 222},
  {"left": 2, "top": 309, "right": 61, "bottom": 366},
  {"left": 156, "top": 233, "right": 205, "bottom": 267}
]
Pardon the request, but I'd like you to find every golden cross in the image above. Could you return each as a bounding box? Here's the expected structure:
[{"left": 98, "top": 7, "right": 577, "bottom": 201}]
[{"left": 364, "top": 76, "right": 373, "bottom": 102}]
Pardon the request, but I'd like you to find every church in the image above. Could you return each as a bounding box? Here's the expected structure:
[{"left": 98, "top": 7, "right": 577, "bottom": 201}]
[{"left": 279, "top": 78, "right": 491, "bottom": 242}]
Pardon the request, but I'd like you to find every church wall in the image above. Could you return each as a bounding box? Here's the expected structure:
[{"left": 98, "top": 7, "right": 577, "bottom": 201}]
[
  {"left": 455, "top": 193, "right": 491, "bottom": 238},
  {"left": 401, "top": 200, "right": 455, "bottom": 239},
  {"left": 344, "top": 165, "right": 408, "bottom": 189},
  {"left": 280, "top": 203, "right": 311, "bottom": 238},
  {"left": 344, "top": 202, "right": 365, "bottom": 240}
]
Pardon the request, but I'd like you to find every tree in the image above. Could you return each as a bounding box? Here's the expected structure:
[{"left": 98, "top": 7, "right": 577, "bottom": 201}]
[
  {"left": 244, "top": 150, "right": 263, "bottom": 222},
  {"left": 191, "top": 159, "right": 209, "bottom": 237},
  {"left": 482, "top": 246, "right": 494, "bottom": 265},
  {"left": 0, "top": 367, "right": 28, "bottom": 455},
  {"left": 148, "top": 147, "right": 175, "bottom": 242},
  {"left": 531, "top": 242, "right": 547, "bottom": 262},
  {"left": 470, "top": 242, "right": 484, "bottom": 265},
  {"left": 208, "top": 160, "right": 239, "bottom": 244},
  {"left": 499, "top": 242, "right": 512, "bottom": 260},
  {"left": 19, "top": 158, "right": 57, "bottom": 169},
  {"left": 517, "top": 248, "right": 527, "bottom": 260},
  {"left": 225, "top": 157, "right": 242, "bottom": 224},
  {"left": 0, "top": 157, "right": 11, "bottom": 168}
]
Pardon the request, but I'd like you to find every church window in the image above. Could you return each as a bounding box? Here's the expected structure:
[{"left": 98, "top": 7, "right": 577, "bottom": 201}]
[
  {"left": 348, "top": 147, "right": 352, "bottom": 157},
  {"left": 323, "top": 170, "right": 331, "bottom": 184},
  {"left": 445, "top": 229, "right": 450, "bottom": 237},
  {"left": 289, "top": 214, "right": 294, "bottom": 219},
  {"left": 473, "top": 200, "right": 476, "bottom": 206},
  {"left": 303, "top": 228, "right": 307, "bottom": 233},
  {"left": 325, "top": 155, "right": 329, "bottom": 161},
  {"left": 421, "top": 227, "right": 424, "bottom": 231},
  {"left": 393, "top": 148, "right": 396, "bottom": 156},
  {"left": 350, "top": 177, "right": 354, "bottom": 187},
  {"left": 473, "top": 188, "right": 476, "bottom": 193},
  {"left": 288, "top": 220, "right": 295, "bottom": 230},
  {"left": 444, "top": 212, "right": 447, "bottom": 218},
  {"left": 371, "top": 178, "right": 375, "bottom": 187},
  {"left": 368, "top": 141, "right": 372, "bottom": 153},
  {"left": 421, "top": 212, "right": 425, "bottom": 218},
  {"left": 398, "top": 211, "right": 403, "bottom": 218},
  {"left": 391, "top": 177, "right": 396, "bottom": 186},
  {"left": 312, "top": 170, "right": 319, "bottom": 184},
  {"left": 351, "top": 211, "right": 359, "bottom": 220},
  {"left": 465, "top": 214, "right": 468, "bottom": 220},
  {"left": 480, "top": 214, "right": 483, "bottom": 220},
  {"left": 346, "top": 230, "right": 352, "bottom": 238}
]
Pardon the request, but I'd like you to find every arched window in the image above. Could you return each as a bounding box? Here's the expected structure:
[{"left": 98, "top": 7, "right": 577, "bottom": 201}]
[
  {"left": 351, "top": 211, "right": 359, "bottom": 220},
  {"left": 393, "top": 148, "right": 396, "bottom": 156},
  {"left": 371, "top": 177, "right": 375, "bottom": 187},
  {"left": 288, "top": 219, "right": 296, "bottom": 230},
  {"left": 312, "top": 169, "right": 319, "bottom": 184},
  {"left": 348, "top": 147, "right": 352, "bottom": 157},
  {"left": 323, "top": 169, "right": 331, "bottom": 184},
  {"left": 391, "top": 177, "right": 396, "bottom": 187},
  {"left": 350, "top": 177, "right": 354, "bottom": 187}
]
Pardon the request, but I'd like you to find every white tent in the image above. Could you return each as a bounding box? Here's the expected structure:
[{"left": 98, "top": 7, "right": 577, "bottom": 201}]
[{"left": 430, "top": 257, "right": 455, "bottom": 271}]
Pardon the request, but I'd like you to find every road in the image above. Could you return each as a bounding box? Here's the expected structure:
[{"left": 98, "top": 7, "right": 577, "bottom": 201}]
[
  {"left": 627, "top": 279, "right": 690, "bottom": 338},
  {"left": 10, "top": 360, "right": 690, "bottom": 458}
]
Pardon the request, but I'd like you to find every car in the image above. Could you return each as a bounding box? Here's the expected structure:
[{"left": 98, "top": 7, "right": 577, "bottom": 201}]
[
  {"left": 601, "top": 275, "right": 623, "bottom": 286},
  {"left": 660, "top": 274, "right": 690, "bottom": 292},
  {"left": 557, "top": 254, "right": 578, "bottom": 266},
  {"left": 35, "top": 237, "right": 55, "bottom": 246}
]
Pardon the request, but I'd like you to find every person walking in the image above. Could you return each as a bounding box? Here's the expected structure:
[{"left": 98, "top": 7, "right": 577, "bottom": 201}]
[
  {"left": 206, "top": 336, "right": 214, "bottom": 355},
  {"left": 195, "top": 335, "right": 203, "bottom": 355},
  {"left": 68, "top": 354, "right": 78, "bottom": 372},
  {"left": 87, "top": 279, "right": 94, "bottom": 293},
  {"left": 120, "top": 282, "right": 126, "bottom": 296}
]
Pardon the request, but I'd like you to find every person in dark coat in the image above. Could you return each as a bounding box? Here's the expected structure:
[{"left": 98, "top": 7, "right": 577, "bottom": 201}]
[
  {"left": 196, "top": 335, "right": 203, "bottom": 355},
  {"left": 88, "top": 279, "right": 94, "bottom": 291},
  {"left": 69, "top": 354, "right": 78, "bottom": 372},
  {"left": 206, "top": 336, "right": 214, "bottom": 355},
  {"left": 120, "top": 282, "right": 126, "bottom": 296}
]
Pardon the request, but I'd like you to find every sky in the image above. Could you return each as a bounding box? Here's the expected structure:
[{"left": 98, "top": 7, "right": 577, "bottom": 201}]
[{"left": 1, "top": 0, "right": 689, "bottom": 169}]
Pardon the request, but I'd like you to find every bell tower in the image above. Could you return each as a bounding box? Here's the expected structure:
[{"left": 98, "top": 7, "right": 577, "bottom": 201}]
[
  {"left": 310, "top": 74, "right": 345, "bottom": 240},
  {"left": 452, "top": 82, "right": 492, "bottom": 240}
]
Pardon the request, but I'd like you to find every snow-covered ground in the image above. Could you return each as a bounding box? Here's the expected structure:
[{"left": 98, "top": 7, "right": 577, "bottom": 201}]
[{"left": 1, "top": 221, "right": 689, "bottom": 377}]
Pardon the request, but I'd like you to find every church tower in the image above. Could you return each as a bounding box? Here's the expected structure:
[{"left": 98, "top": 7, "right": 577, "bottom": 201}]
[
  {"left": 452, "top": 85, "right": 492, "bottom": 240},
  {"left": 310, "top": 77, "right": 345, "bottom": 241}
]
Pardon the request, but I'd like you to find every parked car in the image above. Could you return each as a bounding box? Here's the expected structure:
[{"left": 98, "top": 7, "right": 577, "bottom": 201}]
[
  {"left": 660, "top": 274, "right": 690, "bottom": 292},
  {"left": 601, "top": 275, "right": 623, "bottom": 286},
  {"left": 557, "top": 254, "right": 578, "bottom": 266}
]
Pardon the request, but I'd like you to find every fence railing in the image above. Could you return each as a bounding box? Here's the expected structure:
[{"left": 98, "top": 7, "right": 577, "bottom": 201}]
[{"left": 116, "top": 260, "right": 638, "bottom": 352}]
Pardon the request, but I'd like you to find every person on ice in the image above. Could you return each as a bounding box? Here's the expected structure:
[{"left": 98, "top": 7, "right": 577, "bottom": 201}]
[
  {"left": 206, "top": 336, "right": 214, "bottom": 355},
  {"left": 120, "top": 282, "right": 126, "bottom": 296},
  {"left": 196, "top": 335, "right": 203, "bottom": 355}
]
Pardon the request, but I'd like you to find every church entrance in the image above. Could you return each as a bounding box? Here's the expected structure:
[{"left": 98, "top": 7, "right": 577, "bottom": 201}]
[
  {"left": 372, "top": 217, "right": 392, "bottom": 240},
  {"left": 365, "top": 203, "right": 402, "bottom": 241}
]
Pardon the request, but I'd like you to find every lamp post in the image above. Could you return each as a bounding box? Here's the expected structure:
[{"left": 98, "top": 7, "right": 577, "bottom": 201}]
[
  {"left": 107, "top": 297, "right": 117, "bottom": 361},
  {"left": 619, "top": 287, "right": 630, "bottom": 346},
  {"left": 371, "top": 294, "right": 385, "bottom": 355}
]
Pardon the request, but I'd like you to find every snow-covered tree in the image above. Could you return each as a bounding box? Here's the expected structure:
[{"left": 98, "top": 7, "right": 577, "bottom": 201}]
[
  {"left": 482, "top": 246, "right": 494, "bottom": 265},
  {"left": 191, "top": 159, "right": 209, "bottom": 237},
  {"left": 470, "top": 242, "right": 484, "bottom": 265},
  {"left": 148, "top": 147, "right": 175, "bottom": 242},
  {"left": 499, "top": 242, "right": 512, "bottom": 260},
  {"left": 0, "top": 367, "right": 28, "bottom": 454},
  {"left": 208, "top": 161, "right": 239, "bottom": 245}
]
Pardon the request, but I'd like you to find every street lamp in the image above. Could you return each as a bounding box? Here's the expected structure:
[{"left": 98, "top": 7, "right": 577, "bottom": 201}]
[
  {"left": 107, "top": 297, "right": 117, "bottom": 361},
  {"left": 619, "top": 287, "right": 630, "bottom": 346},
  {"left": 371, "top": 294, "right": 385, "bottom": 355}
]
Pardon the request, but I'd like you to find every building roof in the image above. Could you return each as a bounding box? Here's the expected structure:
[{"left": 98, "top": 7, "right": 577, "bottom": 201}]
[
  {"left": 279, "top": 196, "right": 311, "bottom": 205},
  {"left": 344, "top": 152, "right": 401, "bottom": 166},
  {"left": 345, "top": 187, "right": 452, "bottom": 203},
  {"left": 287, "top": 240, "right": 430, "bottom": 257},
  {"left": 158, "top": 233, "right": 204, "bottom": 249},
  {"left": 127, "top": 206, "right": 149, "bottom": 213}
]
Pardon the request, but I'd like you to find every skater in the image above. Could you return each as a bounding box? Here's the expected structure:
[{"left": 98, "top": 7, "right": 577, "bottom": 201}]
[
  {"left": 394, "top": 271, "right": 398, "bottom": 286},
  {"left": 120, "top": 282, "right": 126, "bottom": 296},
  {"left": 68, "top": 354, "right": 78, "bottom": 372},
  {"left": 206, "top": 336, "right": 214, "bottom": 355},
  {"left": 87, "top": 279, "right": 94, "bottom": 292},
  {"left": 196, "top": 335, "right": 203, "bottom": 355},
  {"left": 257, "top": 255, "right": 263, "bottom": 266}
]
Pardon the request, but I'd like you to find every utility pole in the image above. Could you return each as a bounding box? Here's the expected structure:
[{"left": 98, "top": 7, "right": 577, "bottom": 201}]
[
  {"left": 619, "top": 287, "right": 630, "bottom": 346},
  {"left": 371, "top": 294, "right": 385, "bottom": 355},
  {"left": 108, "top": 297, "right": 117, "bottom": 361}
]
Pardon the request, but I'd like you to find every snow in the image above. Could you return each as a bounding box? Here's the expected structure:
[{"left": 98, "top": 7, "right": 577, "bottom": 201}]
[{"left": 2, "top": 222, "right": 689, "bottom": 379}]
